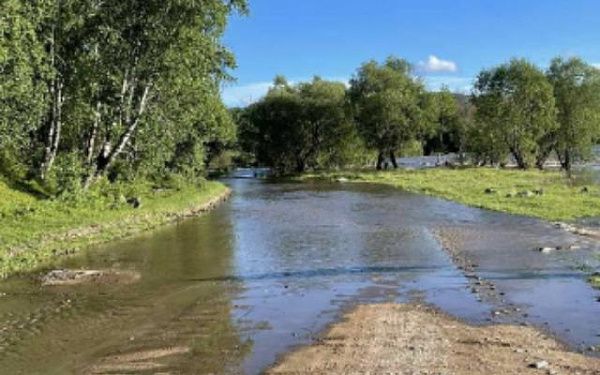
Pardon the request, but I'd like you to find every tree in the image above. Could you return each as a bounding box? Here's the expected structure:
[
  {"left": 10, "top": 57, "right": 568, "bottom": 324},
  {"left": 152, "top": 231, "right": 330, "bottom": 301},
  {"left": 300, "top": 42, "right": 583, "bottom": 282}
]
[
  {"left": 422, "top": 89, "right": 464, "bottom": 155},
  {"left": 79, "top": 0, "right": 246, "bottom": 184},
  {"left": 348, "top": 57, "right": 424, "bottom": 169},
  {"left": 546, "top": 57, "right": 600, "bottom": 174},
  {"left": 0, "top": 0, "right": 49, "bottom": 179},
  {"left": 472, "top": 59, "right": 557, "bottom": 169},
  {"left": 244, "top": 76, "right": 353, "bottom": 174},
  {"left": 0, "top": 0, "right": 247, "bottom": 193}
]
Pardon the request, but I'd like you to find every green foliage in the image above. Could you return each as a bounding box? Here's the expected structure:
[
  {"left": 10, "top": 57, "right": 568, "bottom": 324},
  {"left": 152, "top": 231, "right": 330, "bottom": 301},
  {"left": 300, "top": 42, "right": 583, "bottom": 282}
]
[
  {"left": 0, "top": 0, "right": 247, "bottom": 193},
  {"left": 348, "top": 57, "right": 425, "bottom": 169},
  {"left": 243, "top": 76, "right": 356, "bottom": 174},
  {"left": 0, "top": 0, "right": 48, "bottom": 175},
  {"left": 422, "top": 89, "right": 465, "bottom": 154},
  {"left": 46, "top": 152, "right": 86, "bottom": 198},
  {"left": 546, "top": 57, "right": 600, "bottom": 172},
  {"left": 471, "top": 59, "right": 558, "bottom": 169}
]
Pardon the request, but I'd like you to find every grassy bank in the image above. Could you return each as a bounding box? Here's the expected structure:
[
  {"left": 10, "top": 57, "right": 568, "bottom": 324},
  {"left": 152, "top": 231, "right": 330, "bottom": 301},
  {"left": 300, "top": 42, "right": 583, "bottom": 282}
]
[
  {"left": 0, "top": 180, "right": 230, "bottom": 278},
  {"left": 300, "top": 168, "right": 600, "bottom": 222}
]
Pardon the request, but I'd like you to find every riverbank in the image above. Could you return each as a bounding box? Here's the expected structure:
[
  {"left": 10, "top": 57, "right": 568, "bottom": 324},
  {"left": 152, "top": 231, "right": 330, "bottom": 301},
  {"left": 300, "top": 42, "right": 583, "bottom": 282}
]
[
  {"left": 300, "top": 168, "right": 600, "bottom": 222},
  {"left": 269, "top": 303, "right": 600, "bottom": 374},
  {"left": 0, "top": 180, "right": 230, "bottom": 278}
]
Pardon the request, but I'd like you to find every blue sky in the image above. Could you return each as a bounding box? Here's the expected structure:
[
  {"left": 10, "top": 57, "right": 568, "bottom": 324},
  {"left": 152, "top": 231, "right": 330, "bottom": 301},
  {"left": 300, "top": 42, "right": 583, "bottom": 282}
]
[{"left": 221, "top": 0, "right": 600, "bottom": 107}]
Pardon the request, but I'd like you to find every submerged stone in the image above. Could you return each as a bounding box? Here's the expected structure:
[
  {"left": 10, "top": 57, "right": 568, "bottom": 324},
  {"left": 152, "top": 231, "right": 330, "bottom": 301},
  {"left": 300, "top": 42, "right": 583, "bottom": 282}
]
[{"left": 41, "top": 269, "right": 140, "bottom": 286}]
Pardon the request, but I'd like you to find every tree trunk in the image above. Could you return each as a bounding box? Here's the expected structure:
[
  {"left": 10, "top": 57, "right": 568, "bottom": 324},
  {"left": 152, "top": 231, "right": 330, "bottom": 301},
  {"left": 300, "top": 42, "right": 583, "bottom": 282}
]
[
  {"left": 40, "top": 25, "right": 64, "bottom": 181},
  {"left": 92, "top": 83, "right": 150, "bottom": 179},
  {"left": 376, "top": 151, "right": 385, "bottom": 170},
  {"left": 295, "top": 158, "right": 306, "bottom": 173},
  {"left": 389, "top": 150, "right": 398, "bottom": 169},
  {"left": 562, "top": 150, "right": 572, "bottom": 178},
  {"left": 86, "top": 102, "right": 101, "bottom": 165},
  {"left": 40, "top": 80, "right": 64, "bottom": 180},
  {"left": 510, "top": 148, "right": 528, "bottom": 169}
]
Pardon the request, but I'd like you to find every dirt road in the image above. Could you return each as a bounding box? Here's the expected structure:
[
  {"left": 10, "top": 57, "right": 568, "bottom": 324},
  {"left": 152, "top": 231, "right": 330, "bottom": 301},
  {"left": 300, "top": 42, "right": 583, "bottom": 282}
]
[{"left": 269, "top": 303, "right": 600, "bottom": 374}]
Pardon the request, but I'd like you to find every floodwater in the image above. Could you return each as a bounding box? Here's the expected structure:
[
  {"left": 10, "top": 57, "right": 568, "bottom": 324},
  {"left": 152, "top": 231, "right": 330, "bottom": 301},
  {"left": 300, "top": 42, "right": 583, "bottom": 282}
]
[{"left": 0, "top": 175, "right": 599, "bottom": 374}]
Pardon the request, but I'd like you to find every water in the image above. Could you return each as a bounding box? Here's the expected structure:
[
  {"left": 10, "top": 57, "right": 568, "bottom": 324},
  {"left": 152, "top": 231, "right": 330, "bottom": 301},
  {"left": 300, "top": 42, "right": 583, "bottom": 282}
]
[{"left": 0, "top": 178, "right": 599, "bottom": 374}]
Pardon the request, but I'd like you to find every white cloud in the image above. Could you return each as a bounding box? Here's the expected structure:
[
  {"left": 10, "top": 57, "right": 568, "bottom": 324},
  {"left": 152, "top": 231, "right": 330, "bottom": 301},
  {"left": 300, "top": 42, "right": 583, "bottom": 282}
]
[{"left": 418, "top": 55, "right": 458, "bottom": 73}]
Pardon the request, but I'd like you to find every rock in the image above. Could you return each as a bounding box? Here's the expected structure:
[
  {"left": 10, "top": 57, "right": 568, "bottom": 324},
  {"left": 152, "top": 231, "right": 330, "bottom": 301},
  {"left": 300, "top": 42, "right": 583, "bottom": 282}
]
[
  {"left": 126, "top": 196, "right": 141, "bottom": 208},
  {"left": 529, "top": 360, "right": 549, "bottom": 369},
  {"left": 516, "top": 190, "right": 534, "bottom": 198},
  {"left": 538, "top": 247, "right": 554, "bottom": 254},
  {"left": 484, "top": 188, "right": 497, "bottom": 194},
  {"left": 41, "top": 269, "right": 140, "bottom": 286}
]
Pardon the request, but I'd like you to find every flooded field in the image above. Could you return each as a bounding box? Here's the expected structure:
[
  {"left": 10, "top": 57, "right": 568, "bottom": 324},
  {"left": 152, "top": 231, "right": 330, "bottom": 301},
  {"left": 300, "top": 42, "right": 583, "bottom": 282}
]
[{"left": 0, "top": 177, "right": 599, "bottom": 374}]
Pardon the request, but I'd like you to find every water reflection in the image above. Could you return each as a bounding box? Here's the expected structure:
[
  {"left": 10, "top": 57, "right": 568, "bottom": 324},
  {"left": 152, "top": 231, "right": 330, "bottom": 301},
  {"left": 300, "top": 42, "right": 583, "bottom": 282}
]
[{"left": 0, "top": 204, "right": 249, "bottom": 374}]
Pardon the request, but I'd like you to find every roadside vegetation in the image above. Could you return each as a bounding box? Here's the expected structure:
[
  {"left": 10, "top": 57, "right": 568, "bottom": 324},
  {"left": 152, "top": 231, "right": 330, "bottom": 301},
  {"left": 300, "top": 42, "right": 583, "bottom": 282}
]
[
  {"left": 0, "top": 178, "right": 228, "bottom": 278},
  {"left": 1, "top": 1, "right": 247, "bottom": 276},
  {"left": 300, "top": 168, "right": 599, "bottom": 222}
]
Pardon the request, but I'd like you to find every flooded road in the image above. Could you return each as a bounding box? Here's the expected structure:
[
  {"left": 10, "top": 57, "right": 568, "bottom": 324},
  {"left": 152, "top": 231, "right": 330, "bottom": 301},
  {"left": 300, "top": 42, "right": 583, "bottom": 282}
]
[{"left": 1, "top": 177, "right": 599, "bottom": 374}]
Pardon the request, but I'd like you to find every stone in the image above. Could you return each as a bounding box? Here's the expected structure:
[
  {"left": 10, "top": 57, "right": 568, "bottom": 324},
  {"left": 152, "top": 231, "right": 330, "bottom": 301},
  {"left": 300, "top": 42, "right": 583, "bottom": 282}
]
[
  {"left": 517, "top": 190, "right": 534, "bottom": 198},
  {"left": 529, "top": 360, "right": 549, "bottom": 369},
  {"left": 126, "top": 196, "right": 141, "bottom": 208},
  {"left": 41, "top": 269, "right": 140, "bottom": 286}
]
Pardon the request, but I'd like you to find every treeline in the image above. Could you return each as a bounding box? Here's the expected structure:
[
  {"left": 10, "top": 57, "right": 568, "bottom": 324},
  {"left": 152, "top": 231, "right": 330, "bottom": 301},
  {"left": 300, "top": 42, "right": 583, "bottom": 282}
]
[
  {"left": 235, "top": 56, "right": 600, "bottom": 174},
  {"left": 1, "top": 0, "right": 246, "bottom": 195}
]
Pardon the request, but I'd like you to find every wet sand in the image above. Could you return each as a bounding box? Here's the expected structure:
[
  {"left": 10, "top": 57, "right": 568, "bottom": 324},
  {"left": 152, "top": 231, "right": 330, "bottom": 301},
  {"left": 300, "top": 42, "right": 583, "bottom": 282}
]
[{"left": 269, "top": 303, "right": 600, "bottom": 374}]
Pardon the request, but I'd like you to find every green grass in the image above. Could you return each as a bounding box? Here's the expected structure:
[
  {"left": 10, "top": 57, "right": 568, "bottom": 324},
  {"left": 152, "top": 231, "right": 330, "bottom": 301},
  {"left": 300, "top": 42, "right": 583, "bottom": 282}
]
[
  {"left": 0, "top": 179, "right": 229, "bottom": 278},
  {"left": 300, "top": 167, "right": 600, "bottom": 222}
]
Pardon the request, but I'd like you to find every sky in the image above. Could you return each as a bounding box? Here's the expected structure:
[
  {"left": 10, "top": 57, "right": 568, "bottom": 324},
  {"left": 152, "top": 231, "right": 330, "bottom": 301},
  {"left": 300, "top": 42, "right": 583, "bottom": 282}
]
[{"left": 221, "top": 0, "right": 600, "bottom": 107}]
